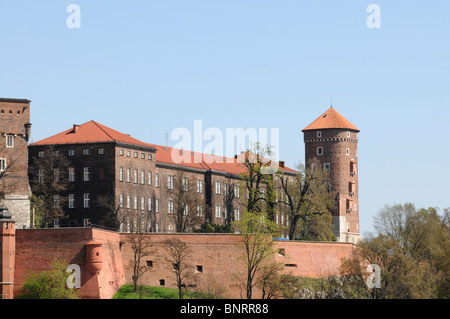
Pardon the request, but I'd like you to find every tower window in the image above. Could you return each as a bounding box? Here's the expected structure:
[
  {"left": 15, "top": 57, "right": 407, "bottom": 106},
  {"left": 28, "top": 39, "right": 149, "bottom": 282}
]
[
  {"left": 317, "top": 131, "right": 322, "bottom": 138},
  {"left": 323, "top": 163, "right": 330, "bottom": 173},
  {"left": 317, "top": 147, "right": 323, "bottom": 156},
  {"left": 347, "top": 131, "right": 350, "bottom": 138},
  {"left": 346, "top": 149, "right": 350, "bottom": 156}
]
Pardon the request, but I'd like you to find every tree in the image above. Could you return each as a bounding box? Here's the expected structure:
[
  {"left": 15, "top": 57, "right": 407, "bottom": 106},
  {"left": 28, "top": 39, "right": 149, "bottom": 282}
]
[
  {"left": 163, "top": 238, "right": 193, "bottom": 299},
  {"left": 233, "top": 210, "right": 280, "bottom": 299},
  {"left": 0, "top": 144, "right": 27, "bottom": 201},
  {"left": 167, "top": 170, "right": 203, "bottom": 233},
  {"left": 127, "top": 211, "right": 155, "bottom": 294},
  {"left": 28, "top": 147, "right": 71, "bottom": 227},
  {"left": 16, "top": 259, "right": 79, "bottom": 299},
  {"left": 277, "top": 158, "right": 334, "bottom": 241}
]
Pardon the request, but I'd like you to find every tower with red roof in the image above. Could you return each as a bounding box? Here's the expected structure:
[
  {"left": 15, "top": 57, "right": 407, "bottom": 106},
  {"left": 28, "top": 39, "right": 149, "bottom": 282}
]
[{"left": 302, "top": 107, "right": 361, "bottom": 243}]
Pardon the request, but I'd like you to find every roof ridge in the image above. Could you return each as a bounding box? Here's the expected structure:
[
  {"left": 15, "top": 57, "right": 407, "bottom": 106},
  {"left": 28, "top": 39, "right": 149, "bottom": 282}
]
[{"left": 91, "top": 121, "right": 116, "bottom": 142}]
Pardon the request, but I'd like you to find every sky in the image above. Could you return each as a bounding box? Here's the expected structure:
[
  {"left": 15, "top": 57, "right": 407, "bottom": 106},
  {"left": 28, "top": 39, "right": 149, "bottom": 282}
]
[{"left": 1, "top": 1, "right": 449, "bottom": 236}]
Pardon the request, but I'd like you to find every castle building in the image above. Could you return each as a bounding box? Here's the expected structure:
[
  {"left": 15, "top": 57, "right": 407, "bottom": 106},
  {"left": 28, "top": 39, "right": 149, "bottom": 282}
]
[
  {"left": 0, "top": 205, "right": 16, "bottom": 299},
  {"left": 28, "top": 121, "right": 297, "bottom": 232},
  {"left": 0, "top": 98, "right": 32, "bottom": 229},
  {"left": 302, "top": 107, "right": 360, "bottom": 243}
]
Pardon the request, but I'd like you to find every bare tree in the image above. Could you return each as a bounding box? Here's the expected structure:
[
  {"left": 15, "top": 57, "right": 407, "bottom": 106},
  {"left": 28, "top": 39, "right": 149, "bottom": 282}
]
[
  {"left": 163, "top": 238, "right": 193, "bottom": 299},
  {"left": 127, "top": 211, "right": 154, "bottom": 294},
  {"left": 167, "top": 170, "right": 203, "bottom": 233},
  {"left": 28, "top": 147, "right": 71, "bottom": 227},
  {"left": 277, "top": 158, "right": 334, "bottom": 240}
]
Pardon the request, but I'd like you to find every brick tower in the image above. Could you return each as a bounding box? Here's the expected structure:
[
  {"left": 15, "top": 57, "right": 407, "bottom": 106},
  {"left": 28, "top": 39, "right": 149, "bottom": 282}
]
[
  {"left": 0, "top": 98, "right": 32, "bottom": 229},
  {"left": 0, "top": 205, "right": 16, "bottom": 299},
  {"left": 302, "top": 107, "right": 361, "bottom": 243}
]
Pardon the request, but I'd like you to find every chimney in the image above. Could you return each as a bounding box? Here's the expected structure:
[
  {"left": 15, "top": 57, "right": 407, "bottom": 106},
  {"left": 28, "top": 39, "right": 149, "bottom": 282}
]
[
  {"left": 73, "top": 124, "right": 80, "bottom": 133},
  {"left": 279, "top": 161, "right": 285, "bottom": 168}
]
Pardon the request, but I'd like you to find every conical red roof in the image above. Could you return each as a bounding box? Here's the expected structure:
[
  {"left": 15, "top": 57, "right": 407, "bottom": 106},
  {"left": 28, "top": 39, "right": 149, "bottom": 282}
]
[{"left": 302, "top": 107, "right": 359, "bottom": 132}]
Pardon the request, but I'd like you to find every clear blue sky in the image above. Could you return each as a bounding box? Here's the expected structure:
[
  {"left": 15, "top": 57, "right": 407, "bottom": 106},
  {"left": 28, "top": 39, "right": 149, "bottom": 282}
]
[{"left": 1, "top": 1, "right": 449, "bottom": 236}]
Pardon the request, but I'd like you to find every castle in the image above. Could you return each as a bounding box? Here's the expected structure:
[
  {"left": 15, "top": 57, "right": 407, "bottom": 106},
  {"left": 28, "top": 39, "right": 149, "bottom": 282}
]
[{"left": 0, "top": 98, "right": 360, "bottom": 299}]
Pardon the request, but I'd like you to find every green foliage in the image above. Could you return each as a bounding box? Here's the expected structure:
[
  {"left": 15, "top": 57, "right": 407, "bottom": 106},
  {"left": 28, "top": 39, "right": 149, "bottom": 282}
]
[
  {"left": 112, "top": 284, "right": 212, "bottom": 299},
  {"left": 194, "top": 222, "right": 234, "bottom": 233},
  {"left": 16, "top": 259, "right": 79, "bottom": 299}
]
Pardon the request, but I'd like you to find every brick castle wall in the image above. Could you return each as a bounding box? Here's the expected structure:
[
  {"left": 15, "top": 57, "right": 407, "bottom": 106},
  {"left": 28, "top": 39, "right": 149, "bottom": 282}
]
[{"left": 13, "top": 228, "right": 355, "bottom": 299}]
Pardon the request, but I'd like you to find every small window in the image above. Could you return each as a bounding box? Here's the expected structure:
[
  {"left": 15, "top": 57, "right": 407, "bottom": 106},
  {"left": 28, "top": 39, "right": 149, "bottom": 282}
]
[
  {"left": 317, "top": 131, "right": 322, "bottom": 138},
  {"left": 6, "top": 135, "right": 14, "bottom": 148},
  {"left": 317, "top": 147, "right": 323, "bottom": 156},
  {"left": 196, "top": 265, "right": 203, "bottom": 273},
  {"left": 285, "top": 264, "right": 297, "bottom": 268},
  {"left": 98, "top": 148, "right": 105, "bottom": 155},
  {"left": 141, "top": 152, "right": 145, "bottom": 159},
  {"left": 127, "top": 150, "right": 131, "bottom": 157},
  {"left": 68, "top": 150, "right": 75, "bottom": 156},
  {"left": 146, "top": 261, "right": 153, "bottom": 267},
  {"left": 119, "top": 149, "right": 124, "bottom": 156},
  {"left": 159, "top": 279, "right": 165, "bottom": 286},
  {"left": 197, "top": 180, "right": 203, "bottom": 193},
  {"left": 323, "top": 163, "right": 330, "bottom": 173},
  {"left": 346, "top": 149, "right": 350, "bottom": 156},
  {"left": 38, "top": 151, "right": 45, "bottom": 158},
  {"left": 134, "top": 151, "right": 138, "bottom": 158},
  {"left": 0, "top": 158, "right": 7, "bottom": 172},
  {"left": 215, "top": 181, "right": 221, "bottom": 194},
  {"left": 83, "top": 167, "right": 90, "bottom": 181},
  {"left": 83, "top": 149, "right": 90, "bottom": 156},
  {"left": 148, "top": 153, "right": 153, "bottom": 160},
  {"left": 347, "top": 131, "right": 351, "bottom": 138},
  {"left": 278, "top": 248, "right": 286, "bottom": 256},
  {"left": 83, "top": 194, "right": 90, "bottom": 208}
]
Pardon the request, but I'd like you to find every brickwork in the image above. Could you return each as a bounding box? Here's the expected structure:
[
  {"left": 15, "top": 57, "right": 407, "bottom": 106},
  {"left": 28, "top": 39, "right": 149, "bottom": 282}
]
[
  {"left": 0, "top": 211, "right": 16, "bottom": 299},
  {"left": 0, "top": 98, "right": 32, "bottom": 229}
]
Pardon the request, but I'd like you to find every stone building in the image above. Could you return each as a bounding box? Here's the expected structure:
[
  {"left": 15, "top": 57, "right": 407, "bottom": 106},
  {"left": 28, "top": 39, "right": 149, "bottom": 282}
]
[
  {"left": 28, "top": 121, "right": 298, "bottom": 232},
  {"left": 302, "top": 107, "right": 361, "bottom": 243},
  {"left": 0, "top": 98, "right": 32, "bottom": 229}
]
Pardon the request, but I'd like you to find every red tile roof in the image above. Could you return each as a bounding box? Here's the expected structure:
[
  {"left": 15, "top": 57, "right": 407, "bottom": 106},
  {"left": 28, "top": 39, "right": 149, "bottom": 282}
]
[
  {"left": 31, "top": 121, "right": 298, "bottom": 176},
  {"left": 302, "top": 107, "right": 359, "bottom": 132},
  {"left": 30, "top": 121, "right": 152, "bottom": 148}
]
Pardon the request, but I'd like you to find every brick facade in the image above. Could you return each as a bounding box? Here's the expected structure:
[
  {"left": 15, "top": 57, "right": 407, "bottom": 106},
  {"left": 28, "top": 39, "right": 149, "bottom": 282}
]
[{"left": 0, "top": 98, "right": 32, "bottom": 229}]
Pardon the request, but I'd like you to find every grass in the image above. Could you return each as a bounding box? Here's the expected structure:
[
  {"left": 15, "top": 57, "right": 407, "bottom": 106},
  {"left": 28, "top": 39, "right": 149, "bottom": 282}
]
[{"left": 112, "top": 284, "right": 210, "bottom": 299}]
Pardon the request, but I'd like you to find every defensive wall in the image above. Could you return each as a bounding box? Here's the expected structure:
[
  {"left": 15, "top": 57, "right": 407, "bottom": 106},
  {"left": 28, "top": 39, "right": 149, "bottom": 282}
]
[{"left": 13, "top": 228, "right": 356, "bottom": 299}]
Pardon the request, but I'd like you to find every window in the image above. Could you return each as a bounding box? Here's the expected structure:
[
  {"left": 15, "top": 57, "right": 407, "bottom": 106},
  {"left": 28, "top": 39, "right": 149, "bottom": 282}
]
[
  {"left": 148, "top": 153, "right": 153, "bottom": 160},
  {"left": 155, "top": 198, "right": 159, "bottom": 212},
  {"left": 349, "top": 181, "right": 356, "bottom": 194},
  {"left": 38, "top": 169, "right": 43, "bottom": 183},
  {"left": 148, "top": 197, "right": 152, "bottom": 211},
  {"left": 215, "top": 205, "right": 221, "bottom": 218},
  {"left": 134, "top": 169, "right": 138, "bottom": 184},
  {"left": 83, "top": 149, "right": 90, "bottom": 156},
  {"left": 53, "top": 150, "right": 60, "bottom": 157},
  {"left": 183, "top": 204, "right": 189, "bottom": 216},
  {"left": 134, "top": 151, "right": 138, "bottom": 158},
  {"left": 168, "top": 175, "right": 174, "bottom": 189},
  {"left": 146, "top": 261, "right": 153, "bottom": 267},
  {"left": 234, "top": 208, "right": 240, "bottom": 221},
  {"left": 346, "top": 149, "right": 350, "bottom": 156},
  {"left": 83, "top": 219, "right": 90, "bottom": 227},
  {"left": 234, "top": 185, "right": 240, "bottom": 198},
  {"left": 68, "top": 167, "right": 75, "bottom": 182},
  {"left": 317, "top": 131, "right": 322, "bottom": 138},
  {"left": 182, "top": 177, "right": 188, "bottom": 191},
  {"left": 126, "top": 194, "right": 131, "bottom": 209},
  {"left": 141, "top": 196, "right": 145, "bottom": 211},
  {"left": 350, "top": 161, "right": 357, "bottom": 175},
  {"left": 197, "top": 180, "right": 203, "bottom": 193},
  {"left": 196, "top": 265, "right": 203, "bottom": 273},
  {"left": 53, "top": 169, "right": 60, "bottom": 183},
  {"left": 197, "top": 204, "right": 203, "bottom": 217},
  {"left": 98, "top": 148, "right": 105, "bottom": 155},
  {"left": 68, "top": 150, "right": 75, "bottom": 156},
  {"left": 127, "top": 167, "right": 131, "bottom": 182},
  {"left": 159, "top": 279, "right": 165, "bottom": 286},
  {"left": 83, "top": 167, "right": 90, "bottom": 181},
  {"left": 141, "top": 152, "right": 145, "bottom": 159},
  {"left": 168, "top": 200, "right": 174, "bottom": 214},
  {"left": 347, "top": 131, "right": 351, "bottom": 138},
  {"left": 155, "top": 173, "right": 159, "bottom": 187},
  {"left": 119, "top": 149, "right": 124, "bottom": 156},
  {"left": 53, "top": 195, "right": 60, "bottom": 208},
  {"left": 69, "top": 194, "right": 75, "bottom": 208},
  {"left": 119, "top": 167, "right": 123, "bottom": 181},
  {"left": 134, "top": 195, "right": 138, "bottom": 210},
  {"left": 6, "top": 135, "right": 13, "bottom": 148},
  {"left": 317, "top": 147, "right": 323, "bottom": 156},
  {"left": 346, "top": 199, "right": 353, "bottom": 212},
  {"left": 119, "top": 193, "right": 123, "bottom": 208},
  {"left": 127, "top": 150, "right": 131, "bottom": 157},
  {"left": 278, "top": 248, "right": 286, "bottom": 256},
  {"left": 323, "top": 163, "right": 330, "bottom": 174},
  {"left": 215, "top": 181, "right": 221, "bottom": 194},
  {"left": 83, "top": 194, "right": 90, "bottom": 208},
  {"left": 148, "top": 171, "right": 152, "bottom": 185},
  {"left": 141, "top": 170, "right": 145, "bottom": 184},
  {"left": 38, "top": 151, "right": 44, "bottom": 158},
  {"left": 0, "top": 158, "right": 6, "bottom": 172}
]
